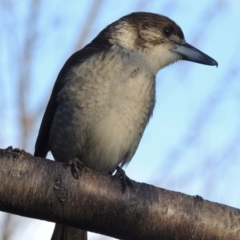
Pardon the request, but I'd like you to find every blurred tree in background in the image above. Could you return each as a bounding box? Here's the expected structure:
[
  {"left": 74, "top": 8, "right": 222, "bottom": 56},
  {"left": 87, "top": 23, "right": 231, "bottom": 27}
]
[{"left": 0, "top": 0, "right": 239, "bottom": 239}]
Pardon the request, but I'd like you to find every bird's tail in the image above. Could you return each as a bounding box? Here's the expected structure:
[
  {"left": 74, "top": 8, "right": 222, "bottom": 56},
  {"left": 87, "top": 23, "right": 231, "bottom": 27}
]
[{"left": 51, "top": 223, "right": 87, "bottom": 240}]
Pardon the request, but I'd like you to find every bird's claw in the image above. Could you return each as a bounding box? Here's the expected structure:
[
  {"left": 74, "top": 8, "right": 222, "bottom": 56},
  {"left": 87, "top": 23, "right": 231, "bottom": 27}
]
[
  {"left": 63, "top": 157, "right": 85, "bottom": 180},
  {"left": 113, "top": 166, "right": 133, "bottom": 192}
]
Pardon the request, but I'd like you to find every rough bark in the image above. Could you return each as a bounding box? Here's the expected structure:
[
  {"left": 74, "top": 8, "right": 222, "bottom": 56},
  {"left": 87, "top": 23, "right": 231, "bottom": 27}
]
[{"left": 0, "top": 147, "right": 239, "bottom": 240}]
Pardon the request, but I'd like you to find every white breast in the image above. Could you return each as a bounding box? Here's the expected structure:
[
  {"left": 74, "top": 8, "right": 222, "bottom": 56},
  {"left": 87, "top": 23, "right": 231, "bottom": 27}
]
[{"left": 50, "top": 46, "right": 156, "bottom": 174}]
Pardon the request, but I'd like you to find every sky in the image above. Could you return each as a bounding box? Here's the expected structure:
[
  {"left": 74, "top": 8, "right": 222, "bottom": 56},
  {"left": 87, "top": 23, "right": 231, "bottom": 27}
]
[{"left": 0, "top": 0, "right": 240, "bottom": 239}]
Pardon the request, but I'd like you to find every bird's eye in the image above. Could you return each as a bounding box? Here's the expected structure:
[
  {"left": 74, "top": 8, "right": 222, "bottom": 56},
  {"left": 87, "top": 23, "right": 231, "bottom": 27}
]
[{"left": 163, "top": 27, "right": 172, "bottom": 37}]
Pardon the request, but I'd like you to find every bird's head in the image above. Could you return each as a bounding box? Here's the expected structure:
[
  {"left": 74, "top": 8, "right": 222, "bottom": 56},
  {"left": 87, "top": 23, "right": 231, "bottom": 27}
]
[{"left": 96, "top": 12, "right": 218, "bottom": 73}]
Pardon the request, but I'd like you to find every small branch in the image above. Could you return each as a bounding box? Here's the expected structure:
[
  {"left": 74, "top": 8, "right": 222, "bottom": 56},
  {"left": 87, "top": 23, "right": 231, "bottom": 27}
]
[{"left": 0, "top": 147, "right": 239, "bottom": 240}]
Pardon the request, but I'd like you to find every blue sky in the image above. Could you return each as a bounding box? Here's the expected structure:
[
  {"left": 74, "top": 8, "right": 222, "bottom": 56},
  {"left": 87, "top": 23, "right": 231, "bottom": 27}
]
[{"left": 1, "top": 0, "right": 240, "bottom": 239}]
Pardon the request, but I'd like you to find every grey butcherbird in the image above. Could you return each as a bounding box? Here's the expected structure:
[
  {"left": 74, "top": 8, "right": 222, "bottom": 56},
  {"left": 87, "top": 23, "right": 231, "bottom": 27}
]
[{"left": 34, "top": 12, "right": 217, "bottom": 240}]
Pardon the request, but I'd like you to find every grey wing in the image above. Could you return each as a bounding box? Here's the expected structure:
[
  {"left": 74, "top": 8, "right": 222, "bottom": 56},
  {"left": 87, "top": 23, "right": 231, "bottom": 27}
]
[
  {"left": 34, "top": 43, "right": 110, "bottom": 157},
  {"left": 34, "top": 71, "right": 68, "bottom": 157}
]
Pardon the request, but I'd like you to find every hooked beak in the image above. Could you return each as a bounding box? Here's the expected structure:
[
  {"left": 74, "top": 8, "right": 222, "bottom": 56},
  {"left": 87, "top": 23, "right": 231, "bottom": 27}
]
[{"left": 172, "top": 42, "right": 218, "bottom": 67}]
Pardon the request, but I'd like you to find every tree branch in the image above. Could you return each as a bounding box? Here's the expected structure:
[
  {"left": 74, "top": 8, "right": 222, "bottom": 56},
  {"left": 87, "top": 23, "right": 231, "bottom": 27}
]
[{"left": 0, "top": 147, "right": 239, "bottom": 240}]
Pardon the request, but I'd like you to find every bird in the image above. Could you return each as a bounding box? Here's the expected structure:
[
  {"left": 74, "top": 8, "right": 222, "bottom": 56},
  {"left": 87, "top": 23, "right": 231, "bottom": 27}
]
[{"left": 34, "top": 12, "right": 217, "bottom": 240}]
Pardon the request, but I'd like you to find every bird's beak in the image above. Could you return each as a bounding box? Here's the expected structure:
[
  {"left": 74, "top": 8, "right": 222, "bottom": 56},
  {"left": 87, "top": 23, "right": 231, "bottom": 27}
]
[{"left": 172, "top": 42, "right": 218, "bottom": 67}]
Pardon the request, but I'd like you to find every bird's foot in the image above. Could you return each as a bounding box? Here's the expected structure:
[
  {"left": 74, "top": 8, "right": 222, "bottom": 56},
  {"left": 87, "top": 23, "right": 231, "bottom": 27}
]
[
  {"left": 113, "top": 166, "right": 133, "bottom": 193},
  {"left": 63, "top": 157, "right": 85, "bottom": 180}
]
